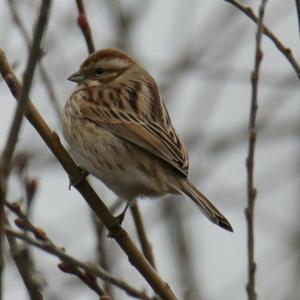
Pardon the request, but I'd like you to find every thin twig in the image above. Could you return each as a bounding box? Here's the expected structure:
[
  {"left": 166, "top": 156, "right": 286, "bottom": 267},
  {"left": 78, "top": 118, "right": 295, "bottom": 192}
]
[
  {"left": 0, "top": 2, "right": 51, "bottom": 298},
  {"left": 0, "top": 50, "right": 177, "bottom": 300},
  {"left": 130, "top": 204, "right": 156, "bottom": 269},
  {"left": 4, "top": 227, "right": 154, "bottom": 299},
  {"left": 105, "top": 0, "right": 132, "bottom": 50},
  {"left": 93, "top": 214, "right": 114, "bottom": 297},
  {"left": 245, "top": 1, "right": 268, "bottom": 300},
  {"left": 6, "top": 0, "right": 61, "bottom": 123},
  {"left": 5, "top": 201, "right": 150, "bottom": 299},
  {"left": 58, "top": 261, "right": 110, "bottom": 297},
  {"left": 296, "top": 0, "right": 300, "bottom": 40},
  {"left": 1, "top": 0, "right": 51, "bottom": 176},
  {"left": 92, "top": 198, "right": 124, "bottom": 297},
  {"left": 224, "top": 0, "right": 300, "bottom": 79},
  {"left": 162, "top": 200, "right": 203, "bottom": 300},
  {"left": 5, "top": 217, "right": 43, "bottom": 300},
  {"left": 75, "top": 0, "right": 95, "bottom": 54},
  {"left": 6, "top": 159, "right": 43, "bottom": 298}
]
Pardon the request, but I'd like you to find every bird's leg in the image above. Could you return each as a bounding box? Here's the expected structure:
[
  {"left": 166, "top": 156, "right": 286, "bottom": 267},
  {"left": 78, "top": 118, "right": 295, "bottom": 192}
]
[
  {"left": 107, "top": 202, "right": 131, "bottom": 238},
  {"left": 68, "top": 167, "right": 89, "bottom": 189},
  {"left": 115, "top": 199, "right": 136, "bottom": 224},
  {"left": 115, "top": 202, "right": 130, "bottom": 225}
]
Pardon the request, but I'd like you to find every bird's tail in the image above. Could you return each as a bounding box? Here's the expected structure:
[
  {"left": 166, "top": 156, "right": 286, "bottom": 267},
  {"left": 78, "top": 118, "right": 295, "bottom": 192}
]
[{"left": 180, "top": 179, "right": 233, "bottom": 232}]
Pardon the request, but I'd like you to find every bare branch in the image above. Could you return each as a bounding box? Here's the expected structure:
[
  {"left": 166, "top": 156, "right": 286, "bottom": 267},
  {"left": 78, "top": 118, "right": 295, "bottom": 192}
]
[
  {"left": 162, "top": 200, "right": 203, "bottom": 300},
  {"left": 245, "top": 1, "right": 268, "bottom": 299},
  {"left": 92, "top": 215, "right": 114, "bottom": 297},
  {"left": 130, "top": 204, "right": 156, "bottom": 269},
  {"left": 6, "top": 0, "right": 61, "bottom": 123},
  {"left": 1, "top": 0, "right": 52, "bottom": 176},
  {"left": 4, "top": 219, "right": 155, "bottom": 300},
  {"left": 92, "top": 198, "right": 124, "bottom": 297},
  {"left": 0, "top": 50, "right": 177, "bottom": 300},
  {"left": 296, "top": 0, "right": 300, "bottom": 40},
  {"left": 224, "top": 0, "right": 300, "bottom": 78},
  {"left": 5, "top": 217, "right": 44, "bottom": 300},
  {"left": 5, "top": 158, "right": 42, "bottom": 299},
  {"left": 6, "top": 200, "right": 151, "bottom": 298},
  {"left": 75, "top": 0, "right": 95, "bottom": 54},
  {"left": 58, "top": 261, "right": 110, "bottom": 297}
]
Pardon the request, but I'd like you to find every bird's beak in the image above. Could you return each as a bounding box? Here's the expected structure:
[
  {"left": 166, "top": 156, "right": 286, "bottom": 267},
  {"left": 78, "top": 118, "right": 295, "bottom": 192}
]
[{"left": 68, "top": 70, "right": 85, "bottom": 83}]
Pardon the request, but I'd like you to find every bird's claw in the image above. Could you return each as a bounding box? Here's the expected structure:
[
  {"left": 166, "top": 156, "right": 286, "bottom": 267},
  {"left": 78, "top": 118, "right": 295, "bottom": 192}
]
[
  {"left": 69, "top": 168, "right": 89, "bottom": 189},
  {"left": 106, "top": 203, "right": 130, "bottom": 238},
  {"left": 116, "top": 202, "right": 130, "bottom": 225}
]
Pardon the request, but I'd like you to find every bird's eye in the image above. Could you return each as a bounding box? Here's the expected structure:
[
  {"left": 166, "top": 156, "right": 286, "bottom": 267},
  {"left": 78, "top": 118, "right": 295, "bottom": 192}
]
[{"left": 95, "top": 68, "right": 105, "bottom": 75}]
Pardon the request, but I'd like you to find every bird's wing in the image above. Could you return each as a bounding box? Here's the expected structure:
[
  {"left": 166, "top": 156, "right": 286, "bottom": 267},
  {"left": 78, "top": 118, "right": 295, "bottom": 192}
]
[{"left": 78, "top": 103, "right": 189, "bottom": 177}]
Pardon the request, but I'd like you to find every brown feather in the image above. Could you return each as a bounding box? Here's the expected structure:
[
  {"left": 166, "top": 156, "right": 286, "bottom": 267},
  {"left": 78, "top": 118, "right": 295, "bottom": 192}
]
[
  {"left": 79, "top": 102, "right": 189, "bottom": 176},
  {"left": 63, "top": 48, "right": 232, "bottom": 232}
]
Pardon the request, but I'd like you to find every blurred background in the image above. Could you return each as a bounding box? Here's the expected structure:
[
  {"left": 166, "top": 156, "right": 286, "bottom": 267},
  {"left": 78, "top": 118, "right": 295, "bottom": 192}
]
[{"left": 0, "top": 0, "right": 299, "bottom": 299}]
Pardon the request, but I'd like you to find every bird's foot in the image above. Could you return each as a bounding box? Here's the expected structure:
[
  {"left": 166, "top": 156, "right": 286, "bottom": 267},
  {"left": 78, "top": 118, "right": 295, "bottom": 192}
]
[
  {"left": 107, "top": 203, "right": 130, "bottom": 238},
  {"left": 68, "top": 168, "right": 89, "bottom": 189},
  {"left": 115, "top": 203, "right": 130, "bottom": 225}
]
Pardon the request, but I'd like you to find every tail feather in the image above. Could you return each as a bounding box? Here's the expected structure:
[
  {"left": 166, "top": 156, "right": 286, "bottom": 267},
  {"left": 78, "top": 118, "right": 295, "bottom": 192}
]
[{"left": 181, "top": 180, "right": 233, "bottom": 232}]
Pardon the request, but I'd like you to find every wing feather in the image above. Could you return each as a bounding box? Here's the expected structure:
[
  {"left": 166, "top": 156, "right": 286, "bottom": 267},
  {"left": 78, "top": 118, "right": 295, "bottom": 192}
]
[{"left": 78, "top": 103, "right": 189, "bottom": 176}]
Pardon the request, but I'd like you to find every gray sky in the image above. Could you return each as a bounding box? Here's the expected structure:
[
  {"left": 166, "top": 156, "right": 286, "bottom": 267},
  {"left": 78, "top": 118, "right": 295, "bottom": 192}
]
[{"left": 1, "top": 1, "right": 299, "bottom": 299}]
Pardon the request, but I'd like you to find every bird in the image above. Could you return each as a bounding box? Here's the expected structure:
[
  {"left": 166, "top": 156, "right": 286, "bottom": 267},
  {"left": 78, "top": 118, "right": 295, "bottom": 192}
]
[{"left": 62, "top": 48, "right": 233, "bottom": 232}]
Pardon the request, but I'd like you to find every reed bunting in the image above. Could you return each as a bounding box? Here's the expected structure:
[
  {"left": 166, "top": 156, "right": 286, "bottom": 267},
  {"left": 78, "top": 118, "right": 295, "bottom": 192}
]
[{"left": 63, "top": 48, "right": 232, "bottom": 232}]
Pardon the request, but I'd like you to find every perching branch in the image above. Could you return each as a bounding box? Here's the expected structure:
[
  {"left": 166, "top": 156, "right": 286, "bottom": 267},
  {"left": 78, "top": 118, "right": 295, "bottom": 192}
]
[
  {"left": 223, "top": 0, "right": 300, "bottom": 79},
  {"left": 0, "top": 50, "right": 177, "bottom": 300},
  {"left": 245, "top": 1, "right": 268, "bottom": 300}
]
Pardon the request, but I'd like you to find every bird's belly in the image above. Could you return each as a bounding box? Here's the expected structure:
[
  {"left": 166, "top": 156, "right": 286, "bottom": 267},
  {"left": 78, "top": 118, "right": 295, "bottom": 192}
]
[{"left": 63, "top": 119, "right": 172, "bottom": 200}]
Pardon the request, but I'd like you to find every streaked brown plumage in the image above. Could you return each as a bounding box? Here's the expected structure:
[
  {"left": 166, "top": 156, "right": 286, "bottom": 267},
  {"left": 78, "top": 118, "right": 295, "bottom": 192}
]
[{"left": 63, "top": 48, "right": 233, "bottom": 232}]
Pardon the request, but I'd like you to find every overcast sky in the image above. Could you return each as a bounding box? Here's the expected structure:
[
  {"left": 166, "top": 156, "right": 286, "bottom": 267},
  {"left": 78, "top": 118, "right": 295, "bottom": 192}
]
[{"left": 1, "top": 1, "right": 300, "bottom": 299}]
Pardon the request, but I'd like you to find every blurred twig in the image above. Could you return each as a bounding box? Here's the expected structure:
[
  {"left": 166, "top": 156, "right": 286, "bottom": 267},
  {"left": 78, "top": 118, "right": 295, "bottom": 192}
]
[
  {"left": 7, "top": 0, "right": 61, "bottom": 123},
  {"left": 1, "top": 0, "right": 51, "bottom": 183},
  {"left": 92, "top": 198, "right": 125, "bottom": 298},
  {"left": 130, "top": 204, "right": 156, "bottom": 269},
  {"left": 0, "top": 2, "right": 51, "bottom": 298},
  {"left": 4, "top": 201, "right": 154, "bottom": 300},
  {"left": 93, "top": 215, "right": 114, "bottom": 297},
  {"left": 245, "top": 1, "right": 267, "bottom": 300},
  {"left": 75, "top": 0, "right": 95, "bottom": 54},
  {"left": 105, "top": 0, "right": 131, "bottom": 50},
  {"left": 6, "top": 155, "right": 43, "bottom": 299},
  {"left": 6, "top": 227, "right": 156, "bottom": 299},
  {"left": 224, "top": 0, "right": 300, "bottom": 78},
  {"left": 162, "top": 200, "right": 203, "bottom": 300},
  {"left": 0, "top": 50, "right": 177, "bottom": 300},
  {"left": 58, "top": 262, "right": 111, "bottom": 298},
  {"left": 92, "top": 199, "right": 123, "bottom": 298},
  {"left": 105, "top": 0, "right": 150, "bottom": 50},
  {"left": 296, "top": 0, "right": 300, "bottom": 40},
  {"left": 5, "top": 217, "right": 44, "bottom": 300}
]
